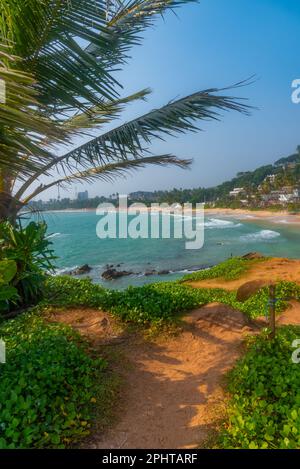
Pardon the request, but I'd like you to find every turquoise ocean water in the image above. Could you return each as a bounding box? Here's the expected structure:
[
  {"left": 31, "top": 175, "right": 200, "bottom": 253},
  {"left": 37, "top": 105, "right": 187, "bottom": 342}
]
[{"left": 34, "top": 211, "right": 300, "bottom": 289}]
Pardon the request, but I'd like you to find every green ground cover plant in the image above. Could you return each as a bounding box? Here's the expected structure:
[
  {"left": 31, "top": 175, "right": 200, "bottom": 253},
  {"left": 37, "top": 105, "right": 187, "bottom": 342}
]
[
  {"left": 44, "top": 276, "right": 297, "bottom": 325},
  {"left": 0, "top": 311, "right": 111, "bottom": 449},
  {"left": 2, "top": 266, "right": 299, "bottom": 449},
  {"left": 181, "top": 257, "right": 258, "bottom": 282},
  {"left": 219, "top": 326, "right": 300, "bottom": 449}
]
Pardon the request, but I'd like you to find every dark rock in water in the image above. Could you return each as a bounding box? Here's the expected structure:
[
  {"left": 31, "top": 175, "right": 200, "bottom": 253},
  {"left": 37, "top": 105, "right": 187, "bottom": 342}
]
[
  {"left": 144, "top": 269, "right": 157, "bottom": 276},
  {"left": 236, "top": 280, "right": 271, "bottom": 302},
  {"left": 70, "top": 264, "right": 92, "bottom": 275},
  {"left": 242, "top": 252, "right": 264, "bottom": 260},
  {"left": 102, "top": 268, "right": 134, "bottom": 280},
  {"left": 144, "top": 269, "right": 170, "bottom": 276}
]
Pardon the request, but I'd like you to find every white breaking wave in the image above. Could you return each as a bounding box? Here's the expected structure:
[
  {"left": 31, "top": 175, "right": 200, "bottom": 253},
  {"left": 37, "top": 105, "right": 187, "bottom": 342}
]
[
  {"left": 204, "top": 218, "right": 242, "bottom": 229},
  {"left": 169, "top": 268, "right": 195, "bottom": 274},
  {"left": 47, "top": 232, "right": 70, "bottom": 239},
  {"left": 54, "top": 265, "right": 77, "bottom": 276},
  {"left": 240, "top": 230, "right": 280, "bottom": 242},
  {"left": 46, "top": 232, "right": 61, "bottom": 239},
  {"left": 164, "top": 215, "right": 242, "bottom": 228}
]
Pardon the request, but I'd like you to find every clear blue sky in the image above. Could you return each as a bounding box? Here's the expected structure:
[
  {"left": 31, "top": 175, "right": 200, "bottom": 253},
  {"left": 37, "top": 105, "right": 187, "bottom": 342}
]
[{"left": 44, "top": 0, "right": 300, "bottom": 199}]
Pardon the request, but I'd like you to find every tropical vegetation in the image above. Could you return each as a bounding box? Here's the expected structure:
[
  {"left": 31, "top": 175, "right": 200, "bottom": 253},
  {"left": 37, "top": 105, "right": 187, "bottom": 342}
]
[
  {"left": 1, "top": 251, "right": 300, "bottom": 448},
  {"left": 0, "top": 310, "right": 111, "bottom": 449},
  {"left": 0, "top": 0, "right": 248, "bottom": 223},
  {"left": 0, "top": 221, "right": 55, "bottom": 314},
  {"left": 1, "top": 0, "right": 299, "bottom": 453},
  {"left": 29, "top": 145, "right": 300, "bottom": 212},
  {"left": 44, "top": 268, "right": 296, "bottom": 325},
  {"left": 220, "top": 326, "right": 300, "bottom": 449}
]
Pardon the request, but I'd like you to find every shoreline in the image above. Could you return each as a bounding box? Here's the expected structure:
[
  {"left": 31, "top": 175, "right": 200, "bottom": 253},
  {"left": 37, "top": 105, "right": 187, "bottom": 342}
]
[
  {"left": 40, "top": 206, "right": 300, "bottom": 224},
  {"left": 204, "top": 207, "right": 300, "bottom": 225}
]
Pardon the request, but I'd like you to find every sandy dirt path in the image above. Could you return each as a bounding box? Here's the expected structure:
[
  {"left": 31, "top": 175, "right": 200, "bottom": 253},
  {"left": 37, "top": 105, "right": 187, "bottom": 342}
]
[
  {"left": 48, "top": 266, "right": 300, "bottom": 449},
  {"left": 82, "top": 304, "right": 254, "bottom": 449}
]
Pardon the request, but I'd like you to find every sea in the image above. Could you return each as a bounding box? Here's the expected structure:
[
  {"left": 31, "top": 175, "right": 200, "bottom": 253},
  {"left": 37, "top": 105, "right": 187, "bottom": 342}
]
[{"left": 31, "top": 210, "right": 300, "bottom": 289}]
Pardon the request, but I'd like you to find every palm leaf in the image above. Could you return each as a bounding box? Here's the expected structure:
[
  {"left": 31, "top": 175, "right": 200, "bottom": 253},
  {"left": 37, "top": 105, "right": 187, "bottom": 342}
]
[
  {"left": 23, "top": 154, "right": 191, "bottom": 202},
  {"left": 0, "top": 44, "right": 64, "bottom": 176},
  {"left": 61, "top": 89, "right": 151, "bottom": 137},
  {"left": 15, "top": 84, "right": 250, "bottom": 200},
  {"left": 56, "top": 85, "right": 251, "bottom": 167},
  {"left": 0, "top": 0, "right": 196, "bottom": 113},
  {"left": 86, "top": 0, "right": 198, "bottom": 63}
]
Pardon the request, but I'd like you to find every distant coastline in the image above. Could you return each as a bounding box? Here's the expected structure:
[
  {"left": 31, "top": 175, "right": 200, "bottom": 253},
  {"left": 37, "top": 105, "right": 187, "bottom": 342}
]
[{"left": 40, "top": 206, "right": 300, "bottom": 225}]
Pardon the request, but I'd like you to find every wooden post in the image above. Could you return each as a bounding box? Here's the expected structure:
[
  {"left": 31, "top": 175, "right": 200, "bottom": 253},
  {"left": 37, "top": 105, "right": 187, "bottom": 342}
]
[{"left": 269, "top": 284, "right": 276, "bottom": 340}]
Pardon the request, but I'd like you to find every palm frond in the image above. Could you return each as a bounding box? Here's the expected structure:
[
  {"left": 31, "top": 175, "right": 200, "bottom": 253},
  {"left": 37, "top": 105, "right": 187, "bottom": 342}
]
[
  {"left": 15, "top": 84, "right": 250, "bottom": 201},
  {"left": 57, "top": 85, "right": 251, "bottom": 167},
  {"left": 13, "top": 89, "right": 151, "bottom": 200},
  {"left": 0, "top": 45, "right": 65, "bottom": 176},
  {"left": 23, "top": 154, "right": 191, "bottom": 202},
  {"left": 87, "top": 0, "right": 198, "bottom": 64},
  {"left": 0, "top": 0, "right": 194, "bottom": 113},
  {"left": 61, "top": 89, "right": 151, "bottom": 137}
]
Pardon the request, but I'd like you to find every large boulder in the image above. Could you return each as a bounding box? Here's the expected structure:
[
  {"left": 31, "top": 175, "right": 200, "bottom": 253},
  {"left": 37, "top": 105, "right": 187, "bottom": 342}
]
[{"left": 236, "top": 280, "right": 271, "bottom": 302}]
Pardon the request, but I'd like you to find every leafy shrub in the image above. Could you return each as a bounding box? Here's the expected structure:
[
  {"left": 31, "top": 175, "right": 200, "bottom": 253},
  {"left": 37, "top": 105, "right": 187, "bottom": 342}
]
[
  {"left": 220, "top": 326, "right": 300, "bottom": 449},
  {"left": 108, "top": 283, "right": 204, "bottom": 325},
  {"left": 181, "top": 258, "right": 254, "bottom": 282},
  {"left": 0, "top": 221, "right": 56, "bottom": 311},
  {"left": 0, "top": 311, "right": 107, "bottom": 448},
  {"left": 44, "top": 275, "right": 115, "bottom": 309},
  {"left": 0, "top": 259, "right": 19, "bottom": 312}
]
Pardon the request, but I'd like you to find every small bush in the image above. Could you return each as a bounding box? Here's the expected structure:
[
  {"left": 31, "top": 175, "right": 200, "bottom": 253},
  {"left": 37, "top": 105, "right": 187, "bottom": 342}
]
[
  {"left": 0, "top": 259, "right": 19, "bottom": 312},
  {"left": 219, "top": 326, "right": 300, "bottom": 449},
  {"left": 44, "top": 275, "right": 116, "bottom": 309},
  {"left": 108, "top": 283, "right": 203, "bottom": 325},
  {"left": 0, "top": 311, "right": 108, "bottom": 448},
  {"left": 0, "top": 221, "right": 55, "bottom": 312}
]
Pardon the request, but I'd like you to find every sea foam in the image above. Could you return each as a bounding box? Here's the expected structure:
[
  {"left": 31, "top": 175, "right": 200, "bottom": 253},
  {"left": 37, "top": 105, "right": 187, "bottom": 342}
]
[
  {"left": 240, "top": 229, "right": 280, "bottom": 242},
  {"left": 204, "top": 218, "right": 242, "bottom": 229}
]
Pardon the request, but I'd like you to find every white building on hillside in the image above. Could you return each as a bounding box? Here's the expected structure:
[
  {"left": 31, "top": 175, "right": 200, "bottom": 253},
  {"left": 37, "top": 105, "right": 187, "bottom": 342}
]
[{"left": 229, "top": 187, "right": 245, "bottom": 197}]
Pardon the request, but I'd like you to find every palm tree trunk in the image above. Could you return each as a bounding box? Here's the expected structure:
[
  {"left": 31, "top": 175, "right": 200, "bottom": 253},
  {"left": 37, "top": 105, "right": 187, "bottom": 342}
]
[{"left": 0, "top": 170, "right": 22, "bottom": 223}]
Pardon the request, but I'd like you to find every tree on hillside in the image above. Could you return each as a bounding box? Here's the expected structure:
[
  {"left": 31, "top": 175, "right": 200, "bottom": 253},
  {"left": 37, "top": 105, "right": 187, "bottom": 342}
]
[{"left": 0, "top": 0, "right": 249, "bottom": 222}]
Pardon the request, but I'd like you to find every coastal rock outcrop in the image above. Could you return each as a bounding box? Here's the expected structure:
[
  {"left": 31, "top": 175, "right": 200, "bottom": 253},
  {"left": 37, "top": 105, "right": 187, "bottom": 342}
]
[
  {"left": 102, "top": 268, "right": 134, "bottom": 280},
  {"left": 144, "top": 269, "right": 156, "bottom": 276},
  {"left": 242, "top": 252, "right": 265, "bottom": 260},
  {"left": 69, "top": 264, "right": 92, "bottom": 275},
  {"left": 144, "top": 269, "right": 170, "bottom": 276}
]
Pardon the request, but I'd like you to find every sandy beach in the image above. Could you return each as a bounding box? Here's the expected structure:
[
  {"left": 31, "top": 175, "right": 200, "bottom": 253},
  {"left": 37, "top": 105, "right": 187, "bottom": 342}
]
[{"left": 204, "top": 207, "right": 300, "bottom": 225}]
